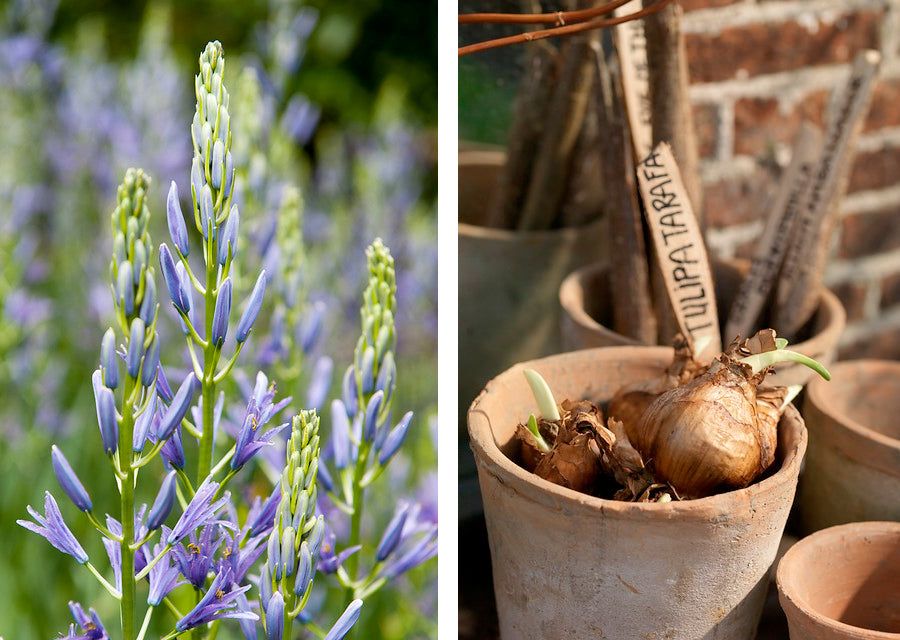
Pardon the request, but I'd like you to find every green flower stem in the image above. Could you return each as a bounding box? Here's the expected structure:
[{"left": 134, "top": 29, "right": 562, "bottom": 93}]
[
  {"left": 343, "top": 442, "right": 371, "bottom": 628},
  {"left": 86, "top": 511, "right": 118, "bottom": 539},
  {"left": 133, "top": 439, "right": 167, "bottom": 469},
  {"left": 136, "top": 606, "right": 153, "bottom": 640},
  {"left": 85, "top": 561, "right": 122, "bottom": 599},
  {"left": 209, "top": 445, "right": 236, "bottom": 478},
  {"left": 197, "top": 238, "right": 219, "bottom": 484},
  {"left": 119, "top": 374, "right": 138, "bottom": 639},
  {"left": 283, "top": 590, "right": 298, "bottom": 640}
]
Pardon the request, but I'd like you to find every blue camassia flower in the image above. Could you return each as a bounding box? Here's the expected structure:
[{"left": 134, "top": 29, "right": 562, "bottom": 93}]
[
  {"left": 175, "top": 567, "right": 257, "bottom": 631},
  {"left": 231, "top": 371, "right": 290, "bottom": 469},
  {"left": 166, "top": 476, "right": 230, "bottom": 545},
  {"left": 62, "top": 601, "right": 109, "bottom": 639},
  {"left": 17, "top": 491, "right": 88, "bottom": 564}
]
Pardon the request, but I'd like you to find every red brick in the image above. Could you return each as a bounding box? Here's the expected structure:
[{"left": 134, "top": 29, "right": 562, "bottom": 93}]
[
  {"left": 693, "top": 102, "right": 718, "bottom": 159},
  {"left": 679, "top": 0, "right": 744, "bottom": 11},
  {"left": 839, "top": 207, "right": 900, "bottom": 260},
  {"left": 733, "top": 91, "right": 829, "bottom": 156},
  {"left": 704, "top": 165, "right": 779, "bottom": 228},
  {"left": 847, "top": 147, "right": 900, "bottom": 194},
  {"left": 685, "top": 11, "right": 882, "bottom": 84},
  {"left": 828, "top": 281, "right": 867, "bottom": 321},
  {"left": 863, "top": 78, "right": 900, "bottom": 132},
  {"left": 838, "top": 329, "right": 900, "bottom": 360},
  {"left": 881, "top": 272, "right": 900, "bottom": 309}
]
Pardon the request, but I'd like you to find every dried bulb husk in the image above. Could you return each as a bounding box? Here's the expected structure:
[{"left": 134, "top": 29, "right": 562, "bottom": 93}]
[
  {"left": 531, "top": 400, "right": 604, "bottom": 493},
  {"left": 631, "top": 355, "right": 770, "bottom": 498},
  {"left": 608, "top": 334, "right": 707, "bottom": 442}
]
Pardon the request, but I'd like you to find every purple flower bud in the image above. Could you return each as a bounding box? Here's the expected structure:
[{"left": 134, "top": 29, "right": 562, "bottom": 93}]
[
  {"left": 142, "top": 334, "right": 160, "bottom": 388},
  {"left": 307, "top": 516, "right": 325, "bottom": 559},
  {"left": 341, "top": 365, "right": 357, "bottom": 413},
  {"left": 191, "top": 157, "right": 202, "bottom": 204},
  {"left": 300, "top": 302, "right": 325, "bottom": 353},
  {"left": 167, "top": 181, "right": 190, "bottom": 256},
  {"left": 139, "top": 276, "right": 157, "bottom": 326},
  {"left": 294, "top": 541, "right": 313, "bottom": 596},
  {"left": 331, "top": 399, "right": 350, "bottom": 470},
  {"left": 359, "top": 346, "right": 375, "bottom": 395},
  {"left": 159, "top": 244, "right": 188, "bottom": 314},
  {"left": 96, "top": 385, "right": 118, "bottom": 454},
  {"left": 236, "top": 271, "right": 266, "bottom": 342},
  {"left": 212, "top": 277, "right": 232, "bottom": 345},
  {"left": 101, "top": 328, "right": 118, "bottom": 390},
  {"left": 161, "top": 423, "right": 185, "bottom": 469},
  {"left": 133, "top": 400, "right": 156, "bottom": 452},
  {"left": 156, "top": 364, "right": 174, "bottom": 404},
  {"left": 158, "top": 373, "right": 197, "bottom": 441},
  {"left": 200, "top": 185, "right": 213, "bottom": 239},
  {"left": 322, "top": 599, "right": 363, "bottom": 640},
  {"left": 378, "top": 411, "right": 413, "bottom": 465},
  {"left": 247, "top": 481, "right": 282, "bottom": 538},
  {"left": 175, "top": 261, "right": 193, "bottom": 314},
  {"left": 363, "top": 390, "right": 384, "bottom": 443},
  {"left": 118, "top": 261, "right": 134, "bottom": 316},
  {"left": 217, "top": 206, "right": 238, "bottom": 266},
  {"left": 51, "top": 445, "right": 92, "bottom": 512},
  {"left": 306, "top": 356, "right": 333, "bottom": 411},
  {"left": 147, "top": 471, "right": 177, "bottom": 530},
  {"left": 281, "top": 526, "right": 296, "bottom": 577},
  {"left": 376, "top": 503, "right": 409, "bottom": 562},
  {"left": 265, "top": 591, "right": 284, "bottom": 640},
  {"left": 375, "top": 351, "right": 396, "bottom": 399},
  {"left": 267, "top": 528, "right": 282, "bottom": 582},
  {"left": 126, "top": 319, "right": 145, "bottom": 379},
  {"left": 133, "top": 243, "right": 147, "bottom": 284},
  {"left": 260, "top": 565, "right": 273, "bottom": 607},
  {"left": 223, "top": 150, "right": 234, "bottom": 196},
  {"left": 211, "top": 140, "right": 224, "bottom": 189}
]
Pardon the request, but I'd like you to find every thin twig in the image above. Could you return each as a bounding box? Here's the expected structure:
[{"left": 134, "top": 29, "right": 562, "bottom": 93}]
[
  {"left": 459, "top": 0, "right": 633, "bottom": 25},
  {"left": 458, "top": 0, "right": 675, "bottom": 57}
]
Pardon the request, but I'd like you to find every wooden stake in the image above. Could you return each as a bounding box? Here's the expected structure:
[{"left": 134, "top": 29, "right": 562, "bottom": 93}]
[
  {"left": 724, "top": 122, "right": 824, "bottom": 343},
  {"left": 644, "top": 2, "right": 703, "bottom": 226},
  {"left": 773, "top": 50, "right": 880, "bottom": 337},
  {"left": 637, "top": 142, "right": 721, "bottom": 360},
  {"left": 517, "top": 34, "right": 595, "bottom": 230},
  {"left": 596, "top": 45, "right": 656, "bottom": 343}
]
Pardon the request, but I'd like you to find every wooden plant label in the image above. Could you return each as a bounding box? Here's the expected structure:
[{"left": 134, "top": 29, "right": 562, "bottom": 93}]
[
  {"left": 774, "top": 49, "right": 881, "bottom": 336},
  {"left": 724, "top": 121, "right": 824, "bottom": 343},
  {"left": 637, "top": 142, "right": 720, "bottom": 359},
  {"left": 614, "top": 0, "right": 653, "bottom": 161}
]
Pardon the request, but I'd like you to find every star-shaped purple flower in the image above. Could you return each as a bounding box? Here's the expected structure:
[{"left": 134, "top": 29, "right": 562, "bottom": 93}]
[{"left": 17, "top": 491, "right": 88, "bottom": 564}]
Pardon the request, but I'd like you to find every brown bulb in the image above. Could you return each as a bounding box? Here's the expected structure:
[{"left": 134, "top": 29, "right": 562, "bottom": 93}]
[{"left": 630, "top": 356, "right": 773, "bottom": 498}]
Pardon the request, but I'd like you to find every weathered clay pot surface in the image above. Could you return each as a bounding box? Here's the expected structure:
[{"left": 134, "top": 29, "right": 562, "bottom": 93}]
[
  {"left": 468, "top": 346, "right": 807, "bottom": 640},
  {"left": 458, "top": 149, "right": 607, "bottom": 440},
  {"left": 799, "top": 360, "right": 900, "bottom": 533},
  {"left": 558, "top": 259, "right": 845, "bottom": 388},
  {"left": 777, "top": 521, "right": 900, "bottom": 639}
]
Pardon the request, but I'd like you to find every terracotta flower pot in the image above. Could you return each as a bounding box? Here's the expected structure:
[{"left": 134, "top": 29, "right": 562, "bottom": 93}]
[
  {"left": 776, "top": 521, "right": 900, "bottom": 639},
  {"left": 558, "top": 259, "right": 845, "bottom": 388},
  {"left": 458, "top": 149, "right": 606, "bottom": 437},
  {"left": 468, "top": 346, "right": 808, "bottom": 640},
  {"left": 798, "top": 360, "right": 900, "bottom": 534}
]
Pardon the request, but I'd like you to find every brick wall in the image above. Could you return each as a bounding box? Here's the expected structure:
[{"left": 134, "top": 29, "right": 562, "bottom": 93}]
[{"left": 681, "top": 0, "right": 900, "bottom": 359}]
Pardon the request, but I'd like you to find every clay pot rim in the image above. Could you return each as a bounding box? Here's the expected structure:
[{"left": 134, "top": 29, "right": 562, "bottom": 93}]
[
  {"left": 468, "top": 345, "right": 808, "bottom": 520},
  {"left": 559, "top": 261, "right": 846, "bottom": 352},
  {"left": 806, "top": 359, "right": 900, "bottom": 453},
  {"left": 776, "top": 521, "right": 900, "bottom": 639}
]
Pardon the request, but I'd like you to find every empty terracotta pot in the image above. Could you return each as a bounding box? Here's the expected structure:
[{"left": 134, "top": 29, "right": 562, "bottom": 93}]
[
  {"left": 458, "top": 149, "right": 606, "bottom": 438},
  {"left": 777, "top": 521, "right": 900, "bottom": 639},
  {"left": 799, "top": 360, "right": 900, "bottom": 533},
  {"left": 558, "top": 259, "right": 845, "bottom": 388},
  {"left": 468, "top": 346, "right": 808, "bottom": 640}
]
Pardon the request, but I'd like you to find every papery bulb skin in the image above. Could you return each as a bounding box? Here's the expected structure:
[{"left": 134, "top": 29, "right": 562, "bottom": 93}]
[{"left": 631, "top": 357, "right": 771, "bottom": 498}]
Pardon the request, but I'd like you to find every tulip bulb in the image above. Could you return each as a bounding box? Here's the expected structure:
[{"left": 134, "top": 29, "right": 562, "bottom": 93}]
[{"left": 629, "top": 337, "right": 830, "bottom": 498}]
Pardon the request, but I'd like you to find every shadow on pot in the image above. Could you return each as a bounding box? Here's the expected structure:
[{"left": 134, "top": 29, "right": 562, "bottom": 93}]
[
  {"left": 799, "top": 360, "right": 900, "bottom": 534},
  {"left": 468, "top": 346, "right": 807, "bottom": 640},
  {"left": 776, "top": 521, "right": 900, "bottom": 639},
  {"left": 558, "top": 259, "right": 845, "bottom": 388}
]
